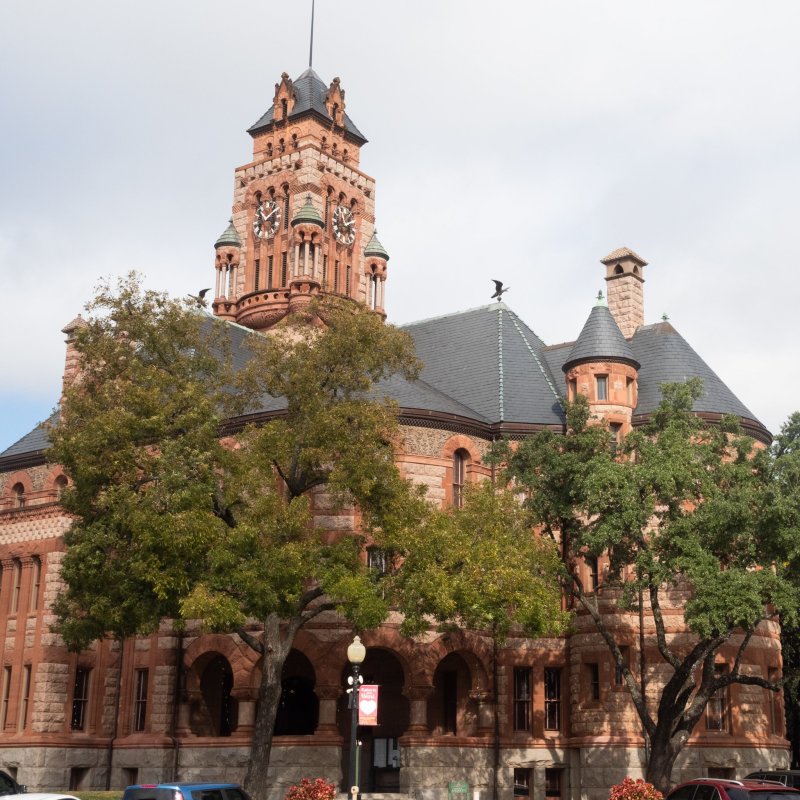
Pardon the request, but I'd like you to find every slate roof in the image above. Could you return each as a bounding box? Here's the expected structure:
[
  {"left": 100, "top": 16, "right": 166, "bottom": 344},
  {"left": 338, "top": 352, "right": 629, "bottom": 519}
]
[
  {"left": 247, "top": 68, "right": 367, "bottom": 144},
  {"left": 563, "top": 303, "right": 640, "bottom": 372},
  {"left": 400, "top": 303, "right": 564, "bottom": 428},
  {"left": 0, "top": 305, "right": 770, "bottom": 464},
  {"left": 1, "top": 413, "right": 56, "bottom": 459},
  {"left": 629, "top": 321, "right": 760, "bottom": 422}
]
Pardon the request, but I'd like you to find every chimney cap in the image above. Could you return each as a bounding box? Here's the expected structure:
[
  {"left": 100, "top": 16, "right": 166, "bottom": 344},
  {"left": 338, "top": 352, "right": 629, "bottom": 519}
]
[{"left": 600, "top": 247, "right": 648, "bottom": 267}]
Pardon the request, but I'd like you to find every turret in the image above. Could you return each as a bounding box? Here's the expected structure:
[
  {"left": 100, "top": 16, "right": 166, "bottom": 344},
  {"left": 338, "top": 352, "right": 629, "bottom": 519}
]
[
  {"left": 364, "top": 229, "right": 389, "bottom": 315},
  {"left": 563, "top": 293, "right": 640, "bottom": 442}
]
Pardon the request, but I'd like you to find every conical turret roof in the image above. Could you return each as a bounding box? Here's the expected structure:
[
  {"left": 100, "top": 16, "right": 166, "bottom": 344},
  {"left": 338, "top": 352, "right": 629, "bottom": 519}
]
[
  {"left": 563, "top": 295, "right": 640, "bottom": 372},
  {"left": 214, "top": 219, "right": 241, "bottom": 249},
  {"left": 364, "top": 230, "right": 389, "bottom": 261},
  {"left": 291, "top": 195, "right": 324, "bottom": 227}
]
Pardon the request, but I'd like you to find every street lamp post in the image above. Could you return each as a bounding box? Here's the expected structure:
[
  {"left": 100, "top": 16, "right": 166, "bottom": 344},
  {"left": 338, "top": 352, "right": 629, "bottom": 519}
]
[{"left": 347, "top": 635, "right": 366, "bottom": 800}]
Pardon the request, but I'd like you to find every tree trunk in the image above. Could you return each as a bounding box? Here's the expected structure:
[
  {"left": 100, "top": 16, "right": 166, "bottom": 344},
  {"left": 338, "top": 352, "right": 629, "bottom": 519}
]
[
  {"left": 244, "top": 614, "right": 294, "bottom": 800},
  {"left": 645, "top": 725, "right": 683, "bottom": 795}
]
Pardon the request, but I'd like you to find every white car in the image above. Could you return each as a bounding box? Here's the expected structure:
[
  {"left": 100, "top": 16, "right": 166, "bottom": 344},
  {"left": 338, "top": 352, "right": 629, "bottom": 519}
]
[{"left": 1, "top": 794, "right": 79, "bottom": 800}]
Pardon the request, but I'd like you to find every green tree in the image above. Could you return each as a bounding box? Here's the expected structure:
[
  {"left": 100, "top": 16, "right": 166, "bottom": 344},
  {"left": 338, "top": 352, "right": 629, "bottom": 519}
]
[
  {"left": 387, "top": 481, "right": 567, "bottom": 641},
  {"left": 505, "top": 381, "right": 800, "bottom": 793},
  {"left": 49, "top": 275, "right": 426, "bottom": 800},
  {"left": 385, "top": 481, "right": 568, "bottom": 800},
  {"left": 772, "top": 412, "right": 800, "bottom": 768}
]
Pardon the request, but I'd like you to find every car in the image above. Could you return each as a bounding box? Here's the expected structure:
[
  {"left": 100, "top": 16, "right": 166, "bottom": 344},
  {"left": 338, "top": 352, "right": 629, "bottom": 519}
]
[
  {"left": 747, "top": 775, "right": 800, "bottom": 790},
  {"left": 0, "top": 795, "right": 76, "bottom": 800},
  {"left": 122, "top": 783, "right": 251, "bottom": 800},
  {"left": 667, "top": 778, "right": 800, "bottom": 800},
  {"left": 0, "top": 771, "right": 26, "bottom": 796}
]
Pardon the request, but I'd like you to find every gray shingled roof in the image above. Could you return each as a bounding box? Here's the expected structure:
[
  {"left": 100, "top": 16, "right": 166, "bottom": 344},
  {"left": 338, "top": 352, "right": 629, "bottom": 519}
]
[
  {"left": 1, "top": 307, "right": 770, "bottom": 462},
  {"left": 563, "top": 303, "right": 640, "bottom": 372},
  {"left": 401, "top": 304, "right": 565, "bottom": 427},
  {"left": 247, "top": 68, "right": 367, "bottom": 144},
  {"left": 629, "top": 321, "right": 760, "bottom": 422},
  {"left": 1, "top": 413, "right": 56, "bottom": 458}
]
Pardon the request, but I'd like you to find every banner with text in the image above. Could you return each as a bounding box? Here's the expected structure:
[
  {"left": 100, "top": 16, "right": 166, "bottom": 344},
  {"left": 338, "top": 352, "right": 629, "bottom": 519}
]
[{"left": 359, "top": 684, "right": 379, "bottom": 725}]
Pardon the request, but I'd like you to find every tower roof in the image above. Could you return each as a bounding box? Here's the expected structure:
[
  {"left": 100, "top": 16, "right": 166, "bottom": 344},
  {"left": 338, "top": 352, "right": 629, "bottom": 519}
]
[
  {"left": 364, "top": 230, "right": 389, "bottom": 261},
  {"left": 214, "top": 218, "right": 241, "bottom": 249},
  {"left": 291, "top": 195, "right": 324, "bottom": 227},
  {"left": 563, "top": 300, "right": 640, "bottom": 372},
  {"left": 247, "top": 68, "right": 367, "bottom": 144},
  {"left": 601, "top": 246, "right": 648, "bottom": 266}
]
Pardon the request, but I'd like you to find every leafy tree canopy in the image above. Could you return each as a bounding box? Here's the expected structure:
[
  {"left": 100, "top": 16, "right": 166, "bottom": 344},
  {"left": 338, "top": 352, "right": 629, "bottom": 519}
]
[
  {"left": 386, "top": 481, "right": 569, "bottom": 641},
  {"left": 505, "top": 380, "right": 800, "bottom": 791},
  {"left": 48, "top": 274, "right": 428, "bottom": 798}
]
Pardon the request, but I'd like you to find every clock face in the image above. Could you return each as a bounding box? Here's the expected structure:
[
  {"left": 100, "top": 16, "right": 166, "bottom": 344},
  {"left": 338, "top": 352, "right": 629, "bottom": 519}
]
[
  {"left": 253, "top": 199, "right": 281, "bottom": 239},
  {"left": 332, "top": 205, "right": 356, "bottom": 245}
]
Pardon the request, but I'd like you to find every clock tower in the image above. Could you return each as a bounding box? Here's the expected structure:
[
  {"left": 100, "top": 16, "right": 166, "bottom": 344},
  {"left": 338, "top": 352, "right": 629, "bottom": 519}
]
[{"left": 211, "top": 69, "right": 388, "bottom": 331}]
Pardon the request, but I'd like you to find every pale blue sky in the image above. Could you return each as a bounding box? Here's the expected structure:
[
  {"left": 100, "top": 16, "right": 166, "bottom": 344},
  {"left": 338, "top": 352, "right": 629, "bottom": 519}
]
[{"left": 2, "top": 1, "right": 800, "bottom": 451}]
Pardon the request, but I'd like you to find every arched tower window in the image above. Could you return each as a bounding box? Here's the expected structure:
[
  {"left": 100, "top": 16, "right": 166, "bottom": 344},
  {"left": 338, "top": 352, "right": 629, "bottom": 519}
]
[
  {"left": 453, "top": 449, "right": 469, "bottom": 508},
  {"left": 11, "top": 483, "right": 24, "bottom": 508},
  {"left": 55, "top": 475, "right": 68, "bottom": 499}
]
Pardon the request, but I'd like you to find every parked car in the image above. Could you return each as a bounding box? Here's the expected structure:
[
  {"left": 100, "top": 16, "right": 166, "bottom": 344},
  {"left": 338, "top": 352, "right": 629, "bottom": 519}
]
[
  {"left": 123, "top": 783, "right": 251, "bottom": 800},
  {"left": 0, "top": 771, "right": 26, "bottom": 795},
  {"left": 667, "top": 778, "right": 800, "bottom": 800},
  {"left": 0, "top": 795, "right": 76, "bottom": 800},
  {"left": 747, "top": 775, "right": 800, "bottom": 790}
]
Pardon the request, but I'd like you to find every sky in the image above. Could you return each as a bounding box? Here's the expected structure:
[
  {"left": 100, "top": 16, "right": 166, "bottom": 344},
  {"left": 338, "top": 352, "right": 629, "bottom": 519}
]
[{"left": 2, "top": 1, "right": 799, "bottom": 452}]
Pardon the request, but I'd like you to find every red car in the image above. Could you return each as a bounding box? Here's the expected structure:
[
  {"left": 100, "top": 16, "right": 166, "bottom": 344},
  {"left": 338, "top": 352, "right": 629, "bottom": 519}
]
[{"left": 667, "top": 779, "right": 800, "bottom": 800}]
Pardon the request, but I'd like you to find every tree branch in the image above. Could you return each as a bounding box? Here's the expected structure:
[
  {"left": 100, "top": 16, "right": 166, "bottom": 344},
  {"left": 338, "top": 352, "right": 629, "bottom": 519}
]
[{"left": 237, "top": 626, "right": 264, "bottom": 655}]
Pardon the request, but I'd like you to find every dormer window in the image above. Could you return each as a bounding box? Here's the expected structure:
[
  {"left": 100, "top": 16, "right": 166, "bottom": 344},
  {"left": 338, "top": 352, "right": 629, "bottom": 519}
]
[{"left": 596, "top": 376, "right": 608, "bottom": 401}]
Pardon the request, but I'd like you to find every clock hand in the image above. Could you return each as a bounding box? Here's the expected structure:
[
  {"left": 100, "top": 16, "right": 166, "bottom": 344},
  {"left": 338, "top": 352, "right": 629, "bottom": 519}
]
[{"left": 266, "top": 207, "right": 278, "bottom": 219}]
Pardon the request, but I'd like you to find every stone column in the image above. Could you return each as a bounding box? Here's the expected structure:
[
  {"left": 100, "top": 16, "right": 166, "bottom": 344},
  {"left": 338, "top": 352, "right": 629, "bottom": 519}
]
[
  {"left": 176, "top": 689, "right": 201, "bottom": 737},
  {"left": 231, "top": 688, "right": 258, "bottom": 737},
  {"left": 469, "top": 689, "right": 494, "bottom": 736},
  {"left": 315, "top": 684, "right": 343, "bottom": 735},
  {"left": 403, "top": 686, "right": 434, "bottom": 733}
]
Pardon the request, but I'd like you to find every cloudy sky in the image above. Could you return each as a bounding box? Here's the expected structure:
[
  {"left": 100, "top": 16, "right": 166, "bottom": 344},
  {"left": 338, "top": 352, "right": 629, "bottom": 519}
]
[{"left": 2, "top": 1, "right": 799, "bottom": 452}]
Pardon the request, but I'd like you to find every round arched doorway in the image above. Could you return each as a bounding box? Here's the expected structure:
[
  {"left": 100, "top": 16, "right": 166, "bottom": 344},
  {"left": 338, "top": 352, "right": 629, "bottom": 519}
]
[{"left": 198, "top": 654, "right": 237, "bottom": 736}]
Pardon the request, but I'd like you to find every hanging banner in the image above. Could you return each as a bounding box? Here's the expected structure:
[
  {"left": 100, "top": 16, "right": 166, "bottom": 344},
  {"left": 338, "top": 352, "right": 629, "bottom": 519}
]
[{"left": 359, "top": 684, "right": 379, "bottom": 725}]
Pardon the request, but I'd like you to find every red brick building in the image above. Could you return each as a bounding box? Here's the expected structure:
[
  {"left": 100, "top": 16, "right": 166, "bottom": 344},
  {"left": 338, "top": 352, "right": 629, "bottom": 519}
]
[{"left": 0, "top": 67, "right": 788, "bottom": 800}]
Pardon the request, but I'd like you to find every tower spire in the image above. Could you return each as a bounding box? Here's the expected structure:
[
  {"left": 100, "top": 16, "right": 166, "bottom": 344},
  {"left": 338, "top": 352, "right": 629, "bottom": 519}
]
[{"left": 308, "top": 0, "right": 315, "bottom": 69}]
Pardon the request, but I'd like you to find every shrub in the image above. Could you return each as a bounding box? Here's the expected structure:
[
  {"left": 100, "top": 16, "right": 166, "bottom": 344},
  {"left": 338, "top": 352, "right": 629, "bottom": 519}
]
[
  {"left": 285, "top": 778, "right": 336, "bottom": 800},
  {"left": 609, "top": 778, "right": 664, "bottom": 800}
]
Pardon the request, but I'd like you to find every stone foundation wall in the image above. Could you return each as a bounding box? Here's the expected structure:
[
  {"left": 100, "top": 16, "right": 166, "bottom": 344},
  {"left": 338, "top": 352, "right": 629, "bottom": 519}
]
[{"left": 0, "top": 742, "right": 790, "bottom": 799}]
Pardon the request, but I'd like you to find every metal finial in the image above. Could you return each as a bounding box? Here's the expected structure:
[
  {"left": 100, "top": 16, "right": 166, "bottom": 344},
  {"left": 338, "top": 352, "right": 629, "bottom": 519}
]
[
  {"left": 596, "top": 291, "right": 603, "bottom": 301},
  {"left": 309, "top": 0, "right": 315, "bottom": 69},
  {"left": 662, "top": 313, "right": 669, "bottom": 321}
]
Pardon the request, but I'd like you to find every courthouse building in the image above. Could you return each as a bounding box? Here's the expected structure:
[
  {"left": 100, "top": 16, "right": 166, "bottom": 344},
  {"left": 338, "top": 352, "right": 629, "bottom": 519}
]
[{"left": 0, "top": 66, "right": 788, "bottom": 800}]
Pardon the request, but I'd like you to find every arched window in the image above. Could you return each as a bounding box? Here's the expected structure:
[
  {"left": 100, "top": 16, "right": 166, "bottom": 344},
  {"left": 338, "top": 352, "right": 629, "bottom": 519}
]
[
  {"left": 10, "top": 559, "right": 22, "bottom": 613},
  {"left": 11, "top": 483, "right": 24, "bottom": 508},
  {"left": 453, "top": 449, "right": 469, "bottom": 508},
  {"left": 30, "top": 557, "right": 42, "bottom": 611},
  {"left": 55, "top": 475, "right": 68, "bottom": 499}
]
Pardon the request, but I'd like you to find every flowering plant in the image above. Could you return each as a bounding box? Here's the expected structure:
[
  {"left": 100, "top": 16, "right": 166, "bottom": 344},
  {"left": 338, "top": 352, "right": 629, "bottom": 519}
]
[
  {"left": 609, "top": 778, "right": 664, "bottom": 800},
  {"left": 285, "top": 778, "right": 337, "bottom": 800}
]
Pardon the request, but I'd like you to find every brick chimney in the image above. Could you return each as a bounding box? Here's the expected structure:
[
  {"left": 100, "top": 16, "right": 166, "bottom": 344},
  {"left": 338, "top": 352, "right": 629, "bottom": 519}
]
[
  {"left": 61, "top": 315, "right": 87, "bottom": 400},
  {"left": 601, "top": 247, "right": 648, "bottom": 339}
]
